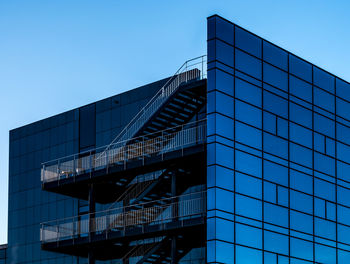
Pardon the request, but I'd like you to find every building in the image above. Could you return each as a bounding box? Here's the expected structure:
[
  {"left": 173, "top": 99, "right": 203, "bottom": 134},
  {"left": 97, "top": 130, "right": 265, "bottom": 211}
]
[{"left": 4, "top": 14, "right": 350, "bottom": 263}]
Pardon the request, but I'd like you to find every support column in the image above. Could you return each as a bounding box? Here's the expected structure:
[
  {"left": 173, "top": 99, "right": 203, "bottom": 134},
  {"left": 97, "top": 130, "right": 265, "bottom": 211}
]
[
  {"left": 171, "top": 171, "right": 178, "bottom": 220},
  {"left": 171, "top": 236, "right": 177, "bottom": 264},
  {"left": 88, "top": 184, "right": 95, "bottom": 264},
  {"left": 88, "top": 183, "right": 96, "bottom": 235},
  {"left": 88, "top": 251, "right": 95, "bottom": 264}
]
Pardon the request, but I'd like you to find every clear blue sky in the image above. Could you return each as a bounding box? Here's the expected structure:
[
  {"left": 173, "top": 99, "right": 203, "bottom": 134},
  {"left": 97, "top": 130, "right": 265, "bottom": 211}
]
[{"left": 1, "top": 0, "right": 350, "bottom": 244}]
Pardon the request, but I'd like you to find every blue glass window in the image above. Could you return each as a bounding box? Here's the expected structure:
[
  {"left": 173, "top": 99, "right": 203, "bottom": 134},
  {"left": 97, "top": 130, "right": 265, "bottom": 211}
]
[
  {"left": 215, "top": 91, "right": 234, "bottom": 117},
  {"left": 290, "top": 103, "right": 312, "bottom": 128},
  {"left": 216, "top": 39, "right": 234, "bottom": 67},
  {"left": 314, "top": 197, "right": 325, "bottom": 218},
  {"left": 263, "top": 63, "right": 288, "bottom": 91},
  {"left": 338, "top": 225, "right": 350, "bottom": 245},
  {"left": 326, "top": 202, "right": 336, "bottom": 221},
  {"left": 263, "top": 133, "right": 288, "bottom": 159},
  {"left": 336, "top": 78, "right": 350, "bottom": 102},
  {"left": 215, "top": 69, "right": 235, "bottom": 96},
  {"left": 263, "top": 112, "right": 276, "bottom": 134},
  {"left": 236, "top": 150, "right": 262, "bottom": 178},
  {"left": 264, "top": 203, "right": 288, "bottom": 227},
  {"left": 289, "top": 55, "right": 312, "bottom": 83},
  {"left": 315, "top": 218, "right": 336, "bottom": 240},
  {"left": 216, "top": 241, "right": 235, "bottom": 264},
  {"left": 290, "top": 76, "right": 312, "bottom": 102},
  {"left": 290, "top": 143, "right": 312, "bottom": 168},
  {"left": 337, "top": 142, "right": 350, "bottom": 164},
  {"left": 236, "top": 173, "right": 261, "bottom": 199},
  {"left": 337, "top": 97, "right": 350, "bottom": 121},
  {"left": 263, "top": 41, "right": 288, "bottom": 70},
  {"left": 235, "top": 101, "right": 261, "bottom": 128},
  {"left": 277, "top": 117, "right": 288, "bottom": 138},
  {"left": 290, "top": 237, "right": 313, "bottom": 261},
  {"left": 215, "top": 17, "right": 234, "bottom": 44},
  {"left": 235, "top": 26, "right": 262, "bottom": 58},
  {"left": 314, "top": 153, "right": 335, "bottom": 177},
  {"left": 235, "top": 78, "right": 261, "bottom": 106},
  {"left": 290, "top": 123, "right": 312, "bottom": 148},
  {"left": 277, "top": 186, "right": 288, "bottom": 206},
  {"left": 235, "top": 194, "right": 262, "bottom": 220},
  {"left": 215, "top": 218, "right": 234, "bottom": 243},
  {"left": 338, "top": 186, "right": 350, "bottom": 207},
  {"left": 264, "top": 160, "right": 288, "bottom": 186},
  {"left": 236, "top": 223, "right": 262, "bottom": 248},
  {"left": 215, "top": 113, "right": 234, "bottom": 140},
  {"left": 236, "top": 245, "right": 262, "bottom": 264},
  {"left": 290, "top": 211, "right": 313, "bottom": 234},
  {"left": 314, "top": 87, "right": 335, "bottom": 112},
  {"left": 235, "top": 49, "right": 262, "bottom": 79},
  {"left": 290, "top": 170, "right": 312, "bottom": 195},
  {"left": 315, "top": 244, "right": 336, "bottom": 264},
  {"left": 264, "top": 231, "right": 289, "bottom": 255},
  {"left": 264, "top": 182, "right": 276, "bottom": 203},
  {"left": 337, "top": 160, "right": 350, "bottom": 182},
  {"left": 338, "top": 249, "right": 350, "bottom": 263},
  {"left": 214, "top": 165, "right": 234, "bottom": 191},
  {"left": 314, "top": 67, "right": 335, "bottom": 93},
  {"left": 337, "top": 123, "right": 350, "bottom": 145},
  {"left": 216, "top": 188, "right": 234, "bottom": 213},
  {"left": 338, "top": 205, "right": 350, "bottom": 225},
  {"left": 290, "top": 190, "right": 313, "bottom": 214},
  {"left": 263, "top": 91, "right": 288, "bottom": 118}
]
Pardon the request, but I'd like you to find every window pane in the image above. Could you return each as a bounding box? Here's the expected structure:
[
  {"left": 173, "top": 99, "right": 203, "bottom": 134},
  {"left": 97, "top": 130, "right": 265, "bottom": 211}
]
[
  {"left": 264, "top": 91, "right": 288, "bottom": 118},
  {"left": 235, "top": 49, "right": 262, "bottom": 79},
  {"left": 263, "top": 41, "right": 288, "bottom": 70},
  {"left": 290, "top": 76, "right": 312, "bottom": 102},
  {"left": 235, "top": 26, "right": 262, "bottom": 57},
  {"left": 235, "top": 78, "right": 261, "bottom": 106},
  {"left": 236, "top": 150, "right": 262, "bottom": 178},
  {"left": 236, "top": 194, "right": 262, "bottom": 220},
  {"left": 263, "top": 63, "right": 288, "bottom": 91},
  {"left": 314, "top": 67, "right": 335, "bottom": 93},
  {"left": 289, "top": 54, "right": 312, "bottom": 82}
]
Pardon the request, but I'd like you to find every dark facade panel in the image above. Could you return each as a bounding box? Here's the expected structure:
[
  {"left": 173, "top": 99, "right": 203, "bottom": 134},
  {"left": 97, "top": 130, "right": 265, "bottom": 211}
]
[
  {"left": 79, "top": 104, "right": 96, "bottom": 151},
  {"left": 7, "top": 79, "right": 166, "bottom": 264}
]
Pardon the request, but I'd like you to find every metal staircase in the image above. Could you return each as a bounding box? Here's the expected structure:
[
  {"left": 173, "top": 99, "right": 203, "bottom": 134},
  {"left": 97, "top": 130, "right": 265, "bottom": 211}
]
[
  {"left": 131, "top": 236, "right": 198, "bottom": 264},
  {"left": 97, "top": 55, "right": 206, "bottom": 161},
  {"left": 119, "top": 237, "right": 166, "bottom": 264},
  {"left": 40, "top": 56, "right": 207, "bottom": 263}
]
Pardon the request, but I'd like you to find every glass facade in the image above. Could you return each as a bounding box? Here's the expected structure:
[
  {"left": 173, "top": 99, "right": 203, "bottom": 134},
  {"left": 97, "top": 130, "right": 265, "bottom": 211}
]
[
  {"left": 7, "top": 80, "right": 163, "bottom": 264},
  {"left": 207, "top": 14, "right": 350, "bottom": 264}
]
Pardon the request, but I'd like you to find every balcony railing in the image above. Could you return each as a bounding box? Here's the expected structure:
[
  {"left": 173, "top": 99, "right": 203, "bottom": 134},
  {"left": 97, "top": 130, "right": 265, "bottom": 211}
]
[
  {"left": 41, "top": 120, "right": 206, "bottom": 183},
  {"left": 40, "top": 191, "right": 206, "bottom": 243}
]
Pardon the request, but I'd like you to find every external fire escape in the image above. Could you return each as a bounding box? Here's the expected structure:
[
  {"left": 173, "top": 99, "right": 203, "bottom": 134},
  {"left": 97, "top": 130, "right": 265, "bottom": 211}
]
[{"left": 40, "top": 56, "right": 207, "bottom": 263}]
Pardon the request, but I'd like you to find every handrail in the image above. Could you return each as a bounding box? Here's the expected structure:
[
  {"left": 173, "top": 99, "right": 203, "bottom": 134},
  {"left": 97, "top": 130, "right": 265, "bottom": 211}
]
[
  {"left": 96, "top": 55, "right": 207, "bottom": 160},
  {"left": 114, "top": 170, "right": 163, "bottom": 205},
  {"left": 41, "top": 119, "right": 206, "bottom": 183},
  {"left": 40, "top": 191, "right": 206, "bottom": 243}
]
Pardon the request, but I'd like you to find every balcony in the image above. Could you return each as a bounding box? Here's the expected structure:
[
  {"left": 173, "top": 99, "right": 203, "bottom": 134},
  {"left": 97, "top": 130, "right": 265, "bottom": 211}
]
[
  {"left": 41, "top": 120, "right": 206, "bottom": 203},
  {"left": 40, "top": 192, "right": 206, "bottom": 260}
]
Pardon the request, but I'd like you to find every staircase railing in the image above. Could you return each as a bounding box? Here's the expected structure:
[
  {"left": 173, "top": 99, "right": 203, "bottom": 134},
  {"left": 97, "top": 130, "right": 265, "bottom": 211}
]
[
  {"left": 120, "top": 237, "right": 166, "bottom": 264},
  {"left": 111, "top": 170, "right": 164, "bottom": 208},
  {"left": 96, "top": 55, "right": 207, "bottom": 161},
  {"left": 41, "top": 119, "right": 206, "bottom": 183},
  {"left": 40, "top": 191, "right": 206, "bottom": 243}
]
